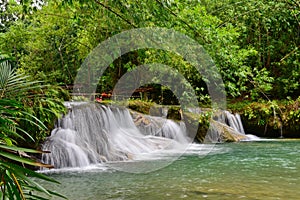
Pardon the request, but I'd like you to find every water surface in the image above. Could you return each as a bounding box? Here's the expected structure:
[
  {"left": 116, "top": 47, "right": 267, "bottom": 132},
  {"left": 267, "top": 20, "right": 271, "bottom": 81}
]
[{"left": 39, "top": 140, "right": 300, "bottom": 200}]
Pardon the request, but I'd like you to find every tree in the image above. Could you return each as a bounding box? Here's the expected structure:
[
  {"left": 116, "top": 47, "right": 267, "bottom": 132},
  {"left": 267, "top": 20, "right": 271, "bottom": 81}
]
[
  {"left": 202, "top": 0, "right": 300, "bottom": 99},
  {"left": 1, "top": 0, "right": 299, "bottom": 101},
  {"left": 0, "top": 0, "right": 45, "bottom": 33}
]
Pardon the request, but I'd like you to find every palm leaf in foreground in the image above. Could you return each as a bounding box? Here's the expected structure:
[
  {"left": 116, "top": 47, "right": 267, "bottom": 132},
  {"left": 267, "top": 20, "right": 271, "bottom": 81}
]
[{"left": 0, "top": 56, "right": 67, "bottom": 199}]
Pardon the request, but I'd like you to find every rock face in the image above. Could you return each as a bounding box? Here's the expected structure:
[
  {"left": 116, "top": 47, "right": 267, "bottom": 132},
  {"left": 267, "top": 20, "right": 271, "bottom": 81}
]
[
  {"left": 228, "top": 100, "right": 300, "bottom": 138},
  {"left": 166, "top": 107, "right": 182, "bottom": 121},
  {"left": 131, "top": 110, "right": 190, "bottom": 143},
  {"left": 205, "top": 120, "right": 248, "bottom": 142},
  {"left": 183, "top": 110, "right": 255, "bottom": 143}
]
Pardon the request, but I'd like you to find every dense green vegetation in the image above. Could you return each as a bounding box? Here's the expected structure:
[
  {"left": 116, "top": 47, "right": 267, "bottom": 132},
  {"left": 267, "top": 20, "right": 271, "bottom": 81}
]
[
  {"left": 0, "top": 56, "right": 66, "bottom": 199},
  {"left": 228, "top": 97, "right": 300, "bottom": 137},
  {"left": 0, "top": 0, "right": 299, "bottom": 101},
  {"left": 0, "top": 0, "right": 299, "bottom": 198}
]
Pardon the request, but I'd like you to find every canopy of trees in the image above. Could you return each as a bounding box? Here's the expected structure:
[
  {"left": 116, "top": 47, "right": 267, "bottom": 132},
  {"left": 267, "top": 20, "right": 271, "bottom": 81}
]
[{"left": 0, "top": 0, "right": 299, "bottom": 102}]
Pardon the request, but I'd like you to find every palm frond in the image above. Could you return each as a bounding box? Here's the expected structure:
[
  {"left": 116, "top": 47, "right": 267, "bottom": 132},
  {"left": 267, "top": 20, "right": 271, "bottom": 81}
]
[
  {"left": 0, "top": 161, "right": 66, "bottom": 199},
  {"left": 0, "top": 57, "right": 66, "bottom": 199},
  {"left": 0, "top": 60, "right": 42, "bottom": 99}
]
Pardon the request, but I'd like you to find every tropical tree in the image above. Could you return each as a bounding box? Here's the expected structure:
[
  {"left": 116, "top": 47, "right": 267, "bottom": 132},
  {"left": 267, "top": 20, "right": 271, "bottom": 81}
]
[
  {"left": 1, "top": 0, "right": 299, "bottom": 101},
  {"left": 202, "top": 0, "right": 300, "bottom": 99},
  {"left": 0, "top": 56, "right": 66, "bottom": 199}
]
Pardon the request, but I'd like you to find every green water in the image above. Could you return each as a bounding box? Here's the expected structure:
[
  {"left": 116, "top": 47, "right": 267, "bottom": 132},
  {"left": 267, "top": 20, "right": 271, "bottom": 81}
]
[{"left": 40, "top": 140, "right": 300, "bottom": 200}]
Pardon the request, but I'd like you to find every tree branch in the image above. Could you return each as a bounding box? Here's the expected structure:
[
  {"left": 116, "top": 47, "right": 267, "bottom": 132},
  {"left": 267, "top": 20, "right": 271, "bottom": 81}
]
[
  {"left": 93, "top": 0, "right": 137, "bottom": 28},
  {"left": 280, "top": 45, "right": 300, "bottom": 63},
  {"left": 154, "top": 0, "right": 210, "bottom": 44}
]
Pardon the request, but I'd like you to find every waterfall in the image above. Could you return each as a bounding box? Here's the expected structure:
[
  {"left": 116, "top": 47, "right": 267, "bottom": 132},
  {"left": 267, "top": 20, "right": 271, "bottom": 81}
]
[
  {"left": 42, "top": 104, "right": 259, "bottom": 169},
  {"left": 204, "top": 110, "right": 260, "bottom": 143},
  {"left": 217, "top": 111, "right": 245, "bottom": 134},
  {"left": 132, "top": 111, "right": 188, "bottom": 143},
  {"left": 42, "top": 103, "right": 189, "bottom": 169}
]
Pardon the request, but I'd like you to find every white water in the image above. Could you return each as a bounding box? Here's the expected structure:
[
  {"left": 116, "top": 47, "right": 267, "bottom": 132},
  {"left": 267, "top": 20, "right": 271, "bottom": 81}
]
[
  {"left": 42, "top": 104, "right": 259, "bottom": 170},
  {"left": 214, "top": 111, "right": 245, "bottom": 134},
  {"left": 210, "top": 110, "right": 260, "bottom": 142},
  {"left": 42, "top": 103, "right": 189, "bottom": 169}
]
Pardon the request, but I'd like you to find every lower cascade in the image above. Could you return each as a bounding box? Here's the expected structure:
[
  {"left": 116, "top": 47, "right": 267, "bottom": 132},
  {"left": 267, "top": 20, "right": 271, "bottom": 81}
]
[
  {"left": 42, "top": 103, "right": 189, "bottom": 169},
  {"left": 204, "top": 111, "right": 260, "bottom": 143}
]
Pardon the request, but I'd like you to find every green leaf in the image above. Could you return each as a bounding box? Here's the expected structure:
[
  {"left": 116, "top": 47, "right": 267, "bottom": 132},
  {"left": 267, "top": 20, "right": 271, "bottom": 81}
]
[
  {"left": 0, "top": 161, "right": 56, "bottom": 183},
  {"left": 0, "top": 150, "right": 53, "bottom": 168},
  {"left": 0, "top": 144, "right": 50, "bottom": 154}
]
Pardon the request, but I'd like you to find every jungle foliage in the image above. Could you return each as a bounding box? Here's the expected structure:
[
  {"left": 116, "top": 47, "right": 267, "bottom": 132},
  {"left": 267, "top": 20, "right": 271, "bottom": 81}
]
[{"left": 0, "top": 0, "right": 299, "bottom": 102}]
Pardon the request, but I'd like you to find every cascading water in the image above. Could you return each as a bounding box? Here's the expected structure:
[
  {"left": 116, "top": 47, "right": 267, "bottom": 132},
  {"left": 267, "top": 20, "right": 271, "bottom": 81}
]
[
  {"left": 204, "top": 110, "right": 260, "bottom": 142},
  {"left": 132, "top": 111, "right": 189, "bottom": 143},
  {"left": 42, "top": 103, "right": 259, "bottom": 169},
  {"left": 41, "top": 103, "right": 189, "bottom": 169},
  {"left": 217, "top": 111, "right": 245, "bottom": 134}
]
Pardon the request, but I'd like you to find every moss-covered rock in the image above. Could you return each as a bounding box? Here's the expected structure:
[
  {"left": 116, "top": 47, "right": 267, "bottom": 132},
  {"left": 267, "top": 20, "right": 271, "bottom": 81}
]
[
  {"left": 182, "top": 112, "right": 205, "bottom": 142},
  {"left": 166, "top": 106, "right": 182, "bottom": 121},
  {"left": 128, "top": 100, "right": 154, "bottom": 114}
]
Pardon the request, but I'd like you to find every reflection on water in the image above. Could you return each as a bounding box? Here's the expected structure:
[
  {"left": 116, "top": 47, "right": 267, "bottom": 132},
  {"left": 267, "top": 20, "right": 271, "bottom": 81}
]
[{"left": 38, "top": 140, "right": 300, "bottom": 200}]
